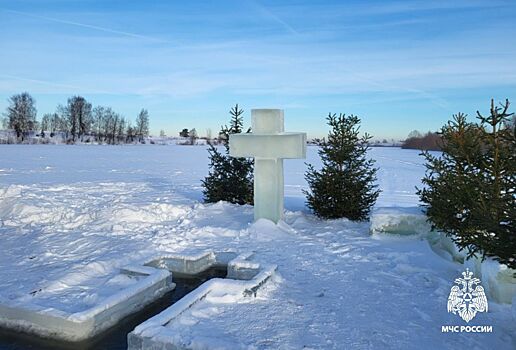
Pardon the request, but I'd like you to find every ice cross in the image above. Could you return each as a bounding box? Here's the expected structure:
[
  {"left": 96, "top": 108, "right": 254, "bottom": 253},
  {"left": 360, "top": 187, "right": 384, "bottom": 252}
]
[{"left": 229, "top": 109, "right": 306, "bottom": 223}]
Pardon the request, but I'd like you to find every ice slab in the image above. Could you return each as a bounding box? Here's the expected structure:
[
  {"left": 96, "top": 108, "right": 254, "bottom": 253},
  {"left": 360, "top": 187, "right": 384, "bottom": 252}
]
[
  {"left": 144, "top": 250, "right": 260, "bottom": 280},
  {"left": 370, "top": 207, "right": 431, "bottom": 236},
  {"left": 0, "top": 250, "right": 261, "bottom": 343},
  {"left": 427, "top": 230, "right": 515, "bottom": 305},
  {"left": 427, "top": 231, "right": 467, "bottom": 263},
  {"left": 465, "top": 255, "right": 516, "bottom": 305},
  {"left": 0, "top": 264, "right": 173, "bottom": 342},
  {"left": 128, "top": 252, "right": 276, "bottom": 350}
]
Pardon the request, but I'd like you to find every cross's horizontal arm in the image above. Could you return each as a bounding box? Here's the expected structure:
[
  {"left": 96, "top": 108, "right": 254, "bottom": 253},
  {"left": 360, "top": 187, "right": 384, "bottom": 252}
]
[{"left": 230, "top": 132, "right": 306, "bottom": 159}]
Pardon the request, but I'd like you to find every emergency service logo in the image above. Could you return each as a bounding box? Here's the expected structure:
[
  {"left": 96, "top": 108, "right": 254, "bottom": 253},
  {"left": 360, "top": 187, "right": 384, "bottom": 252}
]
[{"left": 441, "top": 268, "right": 492, "bottom": 333}]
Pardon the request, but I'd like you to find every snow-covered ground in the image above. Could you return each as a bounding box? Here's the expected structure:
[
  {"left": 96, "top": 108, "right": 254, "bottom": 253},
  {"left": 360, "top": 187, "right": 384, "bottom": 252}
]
[{"left": 0, "top": 145, "right": 514, "bottom": 349}]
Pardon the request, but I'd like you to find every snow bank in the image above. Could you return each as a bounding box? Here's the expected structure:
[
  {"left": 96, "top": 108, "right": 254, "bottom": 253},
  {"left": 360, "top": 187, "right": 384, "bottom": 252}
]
[
  {"left": 371, "top": 208, "right": 516, "bottom": 305},
  {"left": 0, "top": 185, "right": 22, "bottom": 199},
  {"left": 110, "top": 203, "right": 190, "bottom": 225},
  {"left": 248, "top": 218, "right": 295, "bottom": 241},
  {"left": 370, "top": 207, "right": 431, "bottom": 236},
  {"left": 428, "top": 233, "right": 515, "bottom": 305},
  {"left": 427, "top": 232, "right": 468, "bottom": 263},
  {"left": 0, "top": 184, "right": 97, "bottom": 229}
]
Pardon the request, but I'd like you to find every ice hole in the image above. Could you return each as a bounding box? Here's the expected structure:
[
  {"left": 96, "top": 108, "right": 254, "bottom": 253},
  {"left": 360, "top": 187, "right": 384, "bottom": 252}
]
[{"left": 0, "top": 266, "right": 227, "bottom": 350}]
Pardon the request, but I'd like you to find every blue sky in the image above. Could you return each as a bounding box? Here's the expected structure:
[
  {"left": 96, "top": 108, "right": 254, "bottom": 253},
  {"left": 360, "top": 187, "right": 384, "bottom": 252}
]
[{"left": 0, "top": 0, "right": 515, "bottom": 139}]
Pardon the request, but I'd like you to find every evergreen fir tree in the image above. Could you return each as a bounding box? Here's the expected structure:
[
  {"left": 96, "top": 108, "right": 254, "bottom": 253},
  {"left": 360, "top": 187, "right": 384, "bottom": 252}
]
[
  {"left": 202, "top": 104, "right": 253, "bottom": 205},
  {"left": 304, "top": 113, "right": 380, "bottom": 220},
  {"left": 418, "top": 100, "right": 515, "bottom": 269}
]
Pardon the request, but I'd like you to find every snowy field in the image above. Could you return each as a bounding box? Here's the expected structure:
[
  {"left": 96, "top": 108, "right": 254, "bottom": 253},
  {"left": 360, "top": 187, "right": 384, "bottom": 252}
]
[{"left": 0, "top": 145, "right": 514, "bottom": 349}]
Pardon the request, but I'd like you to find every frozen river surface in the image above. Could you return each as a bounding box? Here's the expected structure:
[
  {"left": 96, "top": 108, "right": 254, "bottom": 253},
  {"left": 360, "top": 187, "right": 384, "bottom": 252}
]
[{"left": 0, "top": 145, "right": 513, "bottom": 349}]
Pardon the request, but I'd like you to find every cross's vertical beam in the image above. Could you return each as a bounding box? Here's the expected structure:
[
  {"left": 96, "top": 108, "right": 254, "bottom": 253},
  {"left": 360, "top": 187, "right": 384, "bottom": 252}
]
[
  {"left": 254, "top": 158, "right": 283, "bottom": 222},
  {"left": 252, "top": 109, "right": 284, "bottom": 222}
]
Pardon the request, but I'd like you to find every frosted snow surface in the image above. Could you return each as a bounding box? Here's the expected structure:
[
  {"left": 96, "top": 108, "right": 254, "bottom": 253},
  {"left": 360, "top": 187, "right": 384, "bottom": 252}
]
[{"left": 0, "top": 145, "right": 514, "bottom": 349}]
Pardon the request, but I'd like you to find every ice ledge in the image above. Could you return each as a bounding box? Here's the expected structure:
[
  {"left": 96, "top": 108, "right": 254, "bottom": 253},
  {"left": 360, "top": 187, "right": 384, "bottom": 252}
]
[
  {"left": 0, "top": 249, "right": 268, "bottom": 343},
  {"left": 0, "top": 265, "right": 174, "bottom": 342},
  {"left": 370, "top": 207, "right": 515, "bottom": 306},
  {"left": 128, "top": 252, "right": 277, "bottom": 350},
  {"left": 143, "top": 250, "right": 262, "bottom": 280},
  {"left": 427, "top": 233, "right": 516, "bottom": 305},
  {"left": 463, "top": 255, "right": 516, "bottom": 305},
  {"left": 370, "top": 207, "right": 431, "bottom": 236}
]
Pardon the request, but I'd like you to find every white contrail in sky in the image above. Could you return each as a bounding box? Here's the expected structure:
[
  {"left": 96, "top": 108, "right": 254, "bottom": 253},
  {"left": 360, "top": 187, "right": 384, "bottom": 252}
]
[
  {"left": 3, "top": 9, "right": 172, "bottom": 44},
  {"left": 246, "top": 0, "right": 299, "bottom": 35}
]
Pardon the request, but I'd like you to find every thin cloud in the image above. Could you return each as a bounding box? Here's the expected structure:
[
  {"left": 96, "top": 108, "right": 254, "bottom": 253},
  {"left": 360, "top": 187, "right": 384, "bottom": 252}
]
[
  {"left": 3, "top": 9, "right": 172, "bottom": 44},
  {"left": 0, "top": 74, "right": 109, "bottom": 94},
  {"left": 340, "top": 70, "right": 451, "bottom": 111},
  {"left": 363, "top": 0, "right": 506, "bottom": 15}
]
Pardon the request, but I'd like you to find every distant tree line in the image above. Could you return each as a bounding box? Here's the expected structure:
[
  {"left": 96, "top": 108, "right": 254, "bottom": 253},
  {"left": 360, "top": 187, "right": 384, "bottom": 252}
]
[
  {"left": 1, "top": 92, "right": 150, "bottom": 144},
  {"left": 401, "top": 130, "right": 441, "bottom": 151},
  {"left": 177, "top": 128, "right": 199, "bottom": 145}
]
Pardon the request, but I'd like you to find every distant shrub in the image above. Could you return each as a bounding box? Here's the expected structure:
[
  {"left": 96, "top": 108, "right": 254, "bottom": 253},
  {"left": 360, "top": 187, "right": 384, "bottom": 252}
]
[{"left": 402, "top": 132, "right": 441, "bottom": 151}]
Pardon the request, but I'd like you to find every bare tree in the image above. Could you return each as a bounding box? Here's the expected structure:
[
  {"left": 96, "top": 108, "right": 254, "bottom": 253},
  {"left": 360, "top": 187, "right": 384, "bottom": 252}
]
[
  {"left": 4, "top": 92, "right": 37, "bottom": 141},
  {"left": 101, "top": 108, "right": 114, "bottom": 144},
  {"left": 189, "top": 128, "right": 198, "bottom": 145},
  {"left": 92, "top": 106, "right": 106, "bottom": 142},
  {"left": 407, "top": 130, "right": 422, "bottom": 139},
  {"left": 105, "top": 109, "right": 119, "bottom": 145},
  {"left": 41, "top": 113, "right": 51, "bottom": 137},
  {"left": 135, "top": 108, "right": 149, "bottom": 143},
  {"left": 126, "top": 121, "right": 135, "bottom": 143},
  {"left": 61, "top": 96, "right": 92, "bottom": 142},
  {"left": 117, "top": 117, "right": 126, "bottom": 144},
  {"left": 49, "top": 112, "right": 65, "bottom": 137}
]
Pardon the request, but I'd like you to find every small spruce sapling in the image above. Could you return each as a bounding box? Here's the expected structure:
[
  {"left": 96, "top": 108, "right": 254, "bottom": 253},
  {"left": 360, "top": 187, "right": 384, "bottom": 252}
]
[
  {"left": 202, "top": 104, "right": 254, "bottom": 205},
  {"left": 418, "top": 100, "right": 515, "bottom": 269},
  {"left": 304, "top": 113, "right": 380, "bottom": 220}
]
